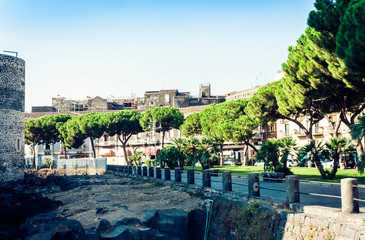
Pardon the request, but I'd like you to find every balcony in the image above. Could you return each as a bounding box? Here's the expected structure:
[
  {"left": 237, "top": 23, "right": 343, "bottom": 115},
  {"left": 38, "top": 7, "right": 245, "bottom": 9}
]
[
  {"left": 128, "top": 140, "right": 147, "bottom": 145},
  {"left": 293, "top": 129, "right": 306, "bottom": 137},
  {"left": 313, "top": 130, "right": 324, "bottom": 136}
]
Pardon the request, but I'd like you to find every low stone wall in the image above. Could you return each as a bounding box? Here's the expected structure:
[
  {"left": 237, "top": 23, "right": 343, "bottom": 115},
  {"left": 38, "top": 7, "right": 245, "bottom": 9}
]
[{"left": 283, "top": 211, "right": 365, "bottom": 239}]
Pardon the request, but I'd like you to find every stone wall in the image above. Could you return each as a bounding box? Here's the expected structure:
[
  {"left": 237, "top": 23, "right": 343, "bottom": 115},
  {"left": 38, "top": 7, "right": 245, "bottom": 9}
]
[
  {"left": 283, "top": 212, "right": 365, "bottom": 239},
  {"left": 0, "top": 54, "right": 25, "bottom": 182}
]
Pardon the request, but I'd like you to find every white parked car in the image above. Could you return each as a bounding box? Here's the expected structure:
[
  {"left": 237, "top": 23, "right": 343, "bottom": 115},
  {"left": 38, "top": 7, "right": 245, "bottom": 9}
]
[
  {"left": 254, "top": 161, "right": 265, "bottom": 166},
  {"left": 223, "top": 160, "right": 235, "bottom": 166},
  {"left": 287, "top": 159, "right": 298, "bottom": 167},
  {"left": 322, "top": 160, "right": 334, "bottom": 168}
]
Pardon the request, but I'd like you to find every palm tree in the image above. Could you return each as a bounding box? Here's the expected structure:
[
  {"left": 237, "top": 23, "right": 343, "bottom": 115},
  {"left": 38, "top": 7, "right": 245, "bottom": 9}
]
[
  {"left": 256, "top": 139, "right": 280, "bottom": 172},
  {"left": 277, "top": 137, "right": 296, "bottom": 174},
  {"left": 325, "top": 138, "right": 349, "bottom": 178},
  {"left": 196, "top": 137, "right": 219, "bottom": 169},
  {"left": 301, "top": 140, "right": 328, "bottom": 178},
  {"left": 185, "top": 137, "right": 200, "bottom": 169}
]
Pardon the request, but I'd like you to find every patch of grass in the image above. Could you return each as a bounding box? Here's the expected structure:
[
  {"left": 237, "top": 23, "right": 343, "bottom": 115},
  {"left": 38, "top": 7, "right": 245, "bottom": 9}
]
[{"left": 185, "top": 165, "right": 365, "bottom": 184}]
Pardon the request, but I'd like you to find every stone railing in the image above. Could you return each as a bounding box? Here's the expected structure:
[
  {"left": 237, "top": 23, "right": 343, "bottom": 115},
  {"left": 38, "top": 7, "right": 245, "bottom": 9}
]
[{"left": 107, "top": 165, "right": 363, "bottom": 214}]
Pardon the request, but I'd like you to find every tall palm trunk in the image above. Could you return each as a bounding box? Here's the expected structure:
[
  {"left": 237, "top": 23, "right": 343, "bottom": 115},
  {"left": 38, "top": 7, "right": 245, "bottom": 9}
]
[{"left": 32, "top": 144, "right": 36, "bottom": 169}]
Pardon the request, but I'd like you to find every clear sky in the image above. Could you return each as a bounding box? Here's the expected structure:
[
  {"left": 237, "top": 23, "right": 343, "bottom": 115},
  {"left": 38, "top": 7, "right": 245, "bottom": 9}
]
[{"left": 0, "top": 0, "right": 314, "bottom": 112}]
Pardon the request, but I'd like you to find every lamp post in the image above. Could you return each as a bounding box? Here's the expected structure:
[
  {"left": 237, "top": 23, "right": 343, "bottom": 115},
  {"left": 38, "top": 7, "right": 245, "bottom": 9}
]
[{"left": 152, "top": 120, "right": 162, "bottom": 167}]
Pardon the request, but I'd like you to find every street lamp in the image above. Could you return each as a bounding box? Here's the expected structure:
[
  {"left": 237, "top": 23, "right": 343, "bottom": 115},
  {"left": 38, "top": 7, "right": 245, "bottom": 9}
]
[{"left": 152, "top": 120, "right": 162, "bottom": 167}]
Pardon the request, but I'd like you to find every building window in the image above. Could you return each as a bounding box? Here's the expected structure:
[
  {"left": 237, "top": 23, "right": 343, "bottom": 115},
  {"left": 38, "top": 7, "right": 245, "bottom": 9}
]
[
  {"left": 103, "top": 135, "right": 109, "bottom": 142},
  {"left": 314, "top": 122, "right": 320, "bottom": 133},
  {"left": 270, "top": 124, "right": 276, "bottom": 132},
  {"left": 165, "top": 94, "right": 170, "bottom": 103},
  {"left": 284, "top": 124, "right": 289, "bottom": 136}
]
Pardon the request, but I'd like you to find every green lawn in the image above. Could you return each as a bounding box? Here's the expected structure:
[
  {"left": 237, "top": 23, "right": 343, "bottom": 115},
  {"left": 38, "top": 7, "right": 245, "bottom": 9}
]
[{"left": 184, "top": 165, "right": 365, "bottom": 184}]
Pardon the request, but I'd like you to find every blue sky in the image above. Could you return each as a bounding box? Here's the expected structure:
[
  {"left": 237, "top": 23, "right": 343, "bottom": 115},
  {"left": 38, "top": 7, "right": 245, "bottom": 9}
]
[{"left": 0, "top": 0, "right": 314, "bottom": 112}]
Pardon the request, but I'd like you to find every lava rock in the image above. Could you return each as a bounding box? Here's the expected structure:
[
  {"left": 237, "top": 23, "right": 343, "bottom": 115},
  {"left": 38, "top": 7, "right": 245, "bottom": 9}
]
[
  {"left": 25, "top": 219, "right": 86, "bottom": 240},
  {"left": 97, "top": 219, "right": 114, "bottom": 233}
]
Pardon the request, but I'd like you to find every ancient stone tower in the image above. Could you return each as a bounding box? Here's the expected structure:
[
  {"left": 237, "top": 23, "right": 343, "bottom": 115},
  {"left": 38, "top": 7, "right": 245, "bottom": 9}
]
[
  {"left": 0, "top": 54, "right": 25, "bottom": 182},
  {"left": 199, "top": 84, "right": 211, "bottom": 98}
]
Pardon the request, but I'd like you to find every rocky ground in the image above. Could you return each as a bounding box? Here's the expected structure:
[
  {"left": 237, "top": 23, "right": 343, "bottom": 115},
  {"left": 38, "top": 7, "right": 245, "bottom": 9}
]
[{"left": 0, "top": 170, "right": 206, "bottom": 239}]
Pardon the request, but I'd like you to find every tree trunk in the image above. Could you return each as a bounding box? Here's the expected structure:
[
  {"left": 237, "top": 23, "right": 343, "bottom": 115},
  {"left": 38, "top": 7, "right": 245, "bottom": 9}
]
[
  {"left": 245, "top": 141, "right": 258, "bottom": 153},
  {"left": 90, "top": 136, "right": 96, "bottom": 158},
  {"left": 281, "top": 150, "right": 289, "bottom": 173},
  {"left": 242, "top": 144, "right": 248, "bottom": 166},
  {"left": 352, "top": 139, "right": 364, "bottom": 163},
  {"left": 339, "top": 151, "right": 346, "bottom": 170},
  {"left": 122, "top": 142, "right": 129, "bottom": 165},
  {"left": 330, "top": 152, "right": 341, "bottom": 179},
  {"left": 313, "top": 154, "right": 329, "bottom": 180},
  {"left": 32, "top": 145, "right": 36, "bottom": 169},
  {"left": 63, "top": 145, "right": 68, "bottom": 159},
  {"left": 357, "top": 140, "right": 364, "bottom": 158},
  {"left": 118, "top": 135, "right": 132, "bottom": 166},
  {"left": 220, "top": 144, "right": 224, "bottom": 166},
  {"left": 161, "top": 131, "right": 165, "bottom": 148}
]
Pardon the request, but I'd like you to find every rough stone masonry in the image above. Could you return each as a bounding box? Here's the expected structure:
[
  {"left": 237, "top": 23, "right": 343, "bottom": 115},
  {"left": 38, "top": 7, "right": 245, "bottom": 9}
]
[{"left": 0, "top": 54, "right": 25, "bottom": 182}]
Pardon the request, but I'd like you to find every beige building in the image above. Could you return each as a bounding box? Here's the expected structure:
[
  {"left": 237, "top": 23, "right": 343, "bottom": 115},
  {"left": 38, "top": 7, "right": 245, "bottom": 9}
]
[
  {"left": 137, "top": 84, "right": 225, "bottom": 111},
  {"left": 225, "top": 85, "right": 262, "bottom": 102}
]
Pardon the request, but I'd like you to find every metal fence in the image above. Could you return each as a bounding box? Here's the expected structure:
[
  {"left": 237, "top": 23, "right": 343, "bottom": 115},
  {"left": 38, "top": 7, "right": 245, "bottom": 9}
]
[{"left": 57, "top": 158, "right": 107, "bottom": 175}]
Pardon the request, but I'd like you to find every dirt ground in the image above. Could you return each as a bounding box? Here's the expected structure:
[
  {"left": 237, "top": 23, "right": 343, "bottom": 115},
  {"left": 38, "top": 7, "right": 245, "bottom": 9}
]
[{"left": 42, "top": 173, "right": 203, "bottom": 231}]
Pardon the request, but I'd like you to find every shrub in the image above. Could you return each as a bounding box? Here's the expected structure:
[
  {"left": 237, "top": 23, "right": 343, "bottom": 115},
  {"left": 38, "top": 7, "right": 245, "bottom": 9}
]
[{"left": 41, "top": 158, "right": 56, "bottom": 169}]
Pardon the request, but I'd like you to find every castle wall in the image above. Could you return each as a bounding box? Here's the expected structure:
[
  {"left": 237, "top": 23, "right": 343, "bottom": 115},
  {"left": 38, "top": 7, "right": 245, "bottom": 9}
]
[{"left": 0, "top": 54, "right": 25, "bottom": 182}]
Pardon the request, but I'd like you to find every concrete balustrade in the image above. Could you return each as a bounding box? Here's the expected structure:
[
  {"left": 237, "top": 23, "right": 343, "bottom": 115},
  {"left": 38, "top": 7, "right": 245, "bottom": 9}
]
[
  {"left": 187, "top": 169, "right": 195, "bottom": 184},
  {"left": 164, "top": 168, "right": 171, "bottom": 180},
  {"left": 109, "top": 166, "right": 364, "bottom": 214},
  {"left": 248, "top": 173, "right": 260, "bottom": 197},
  {"left": 202, "top": 169, "right": 211, "bottom": 188},
  {"left": 286, "top": 175, "right": 299, "bottom": 204},
  {"left": 222, "top": 171, "right": 232, "bottom": 191},
  {"left": 142, "top": 166, "right": 148, "bottom": 176},
  {"left": 155, "top": 167, "right": 161, "bottom": 179},
  {"left": 341, "top": 178, "right": 359, "bottom": 213},
  {"left": 175, "top": 167, "right": 183, "bottom": 182},
  {"left": 149, "top": 167, "right": 154, "bottom": 177}
]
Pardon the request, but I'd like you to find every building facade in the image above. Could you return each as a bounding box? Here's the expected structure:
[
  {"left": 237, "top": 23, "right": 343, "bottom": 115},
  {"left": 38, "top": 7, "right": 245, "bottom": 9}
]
[{"left": 137, "top": 84, "right": 225, "bottom": 111}]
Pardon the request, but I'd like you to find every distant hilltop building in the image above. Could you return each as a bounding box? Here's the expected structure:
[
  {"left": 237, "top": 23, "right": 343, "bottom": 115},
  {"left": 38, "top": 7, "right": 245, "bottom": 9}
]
[
  {"left": 31, "top": 84, "right": 228, "bottom": 113},
  {"left": 0, "top": 53, "right": 25, "bottom": 182},
  {"left": 32, "top": 96, "right": 137, "bottom": 113},
  {"left": 225, "top": 85, "right": 262, "bottom": 102},
  {"left": 137, "top": 84, "right": 225, "bottom": 111},
  {"left": 274, "top": 71, "right": 285, "bottom": 81}
]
